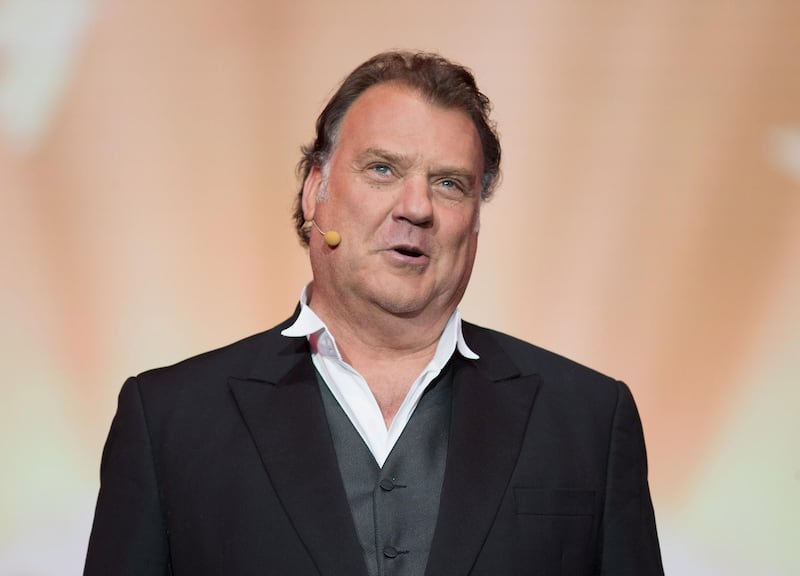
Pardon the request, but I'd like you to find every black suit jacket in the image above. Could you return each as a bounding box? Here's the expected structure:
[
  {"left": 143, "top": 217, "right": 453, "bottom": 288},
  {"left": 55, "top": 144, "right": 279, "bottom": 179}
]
[{"left": 85, "top": 316, "right": 663, "bottom": 575}]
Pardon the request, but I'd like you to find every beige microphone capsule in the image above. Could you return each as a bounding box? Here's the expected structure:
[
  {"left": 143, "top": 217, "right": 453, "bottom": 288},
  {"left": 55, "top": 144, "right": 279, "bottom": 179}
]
[{"left": 311, "top": 220, "right": 341, "bottom": 247}]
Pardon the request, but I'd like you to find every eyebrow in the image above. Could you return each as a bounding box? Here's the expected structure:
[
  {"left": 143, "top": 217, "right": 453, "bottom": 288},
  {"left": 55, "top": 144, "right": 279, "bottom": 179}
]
[{"left": 358, "top": 147, "right": 412, "bottom": 168}]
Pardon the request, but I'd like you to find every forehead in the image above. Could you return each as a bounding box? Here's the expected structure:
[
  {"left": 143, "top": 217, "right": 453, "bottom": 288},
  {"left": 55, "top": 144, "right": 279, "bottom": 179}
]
[{"left": 334, "top": 83, "right": 483, "bottom": 172}]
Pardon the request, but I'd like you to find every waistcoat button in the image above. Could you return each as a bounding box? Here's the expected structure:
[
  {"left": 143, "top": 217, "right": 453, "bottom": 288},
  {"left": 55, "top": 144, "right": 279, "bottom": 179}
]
[{"left": 383, "top": 546, "right": 399, "bottom": 558}]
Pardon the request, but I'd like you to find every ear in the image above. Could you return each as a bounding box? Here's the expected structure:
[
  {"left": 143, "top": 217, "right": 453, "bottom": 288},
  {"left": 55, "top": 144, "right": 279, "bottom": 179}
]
[{"left": 301, "top": 165, "right": 323, "bottom": 222}]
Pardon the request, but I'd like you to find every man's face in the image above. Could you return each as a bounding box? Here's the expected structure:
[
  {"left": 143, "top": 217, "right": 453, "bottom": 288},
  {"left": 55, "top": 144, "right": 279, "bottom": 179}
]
[{"left": 303, "top": 83, "right": 484, "bottom": 322}]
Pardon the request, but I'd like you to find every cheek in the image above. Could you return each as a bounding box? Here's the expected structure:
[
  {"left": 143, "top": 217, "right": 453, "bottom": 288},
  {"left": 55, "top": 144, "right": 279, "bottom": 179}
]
[
  {"left": 444, "top": 210, "right": 480, "bottom": 251},
  {"left": 339, "top": 192, "right": 392, "bottom": 231},
  {"left": 441, "top": 231, "right": 478, "bottom": 273}
]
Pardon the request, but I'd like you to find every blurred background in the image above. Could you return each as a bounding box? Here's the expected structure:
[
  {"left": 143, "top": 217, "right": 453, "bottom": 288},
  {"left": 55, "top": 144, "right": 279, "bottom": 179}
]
[{"left": 1, "top": 0, "right": 798, "bottom": 574}]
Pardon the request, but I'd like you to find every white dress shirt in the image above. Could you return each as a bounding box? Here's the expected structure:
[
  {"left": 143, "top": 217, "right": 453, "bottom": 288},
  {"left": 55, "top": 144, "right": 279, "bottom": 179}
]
[{"left": 281, "top": 285, "right": 479, "bottom": 467}]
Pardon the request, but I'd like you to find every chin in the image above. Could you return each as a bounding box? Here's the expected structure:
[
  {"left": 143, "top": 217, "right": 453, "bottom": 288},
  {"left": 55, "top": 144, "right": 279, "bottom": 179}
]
[
  {"left": 383, "top": 304, "right": 426, "bottom": 318},
  {"left": 363, "top": 276, "right": 440, "bottom": 317},
  {"left": 371, "top": 293, "right": 425, "bottom": 316},
  {"left": 368, "top": 288, "right": 432, "bottom": 317}
]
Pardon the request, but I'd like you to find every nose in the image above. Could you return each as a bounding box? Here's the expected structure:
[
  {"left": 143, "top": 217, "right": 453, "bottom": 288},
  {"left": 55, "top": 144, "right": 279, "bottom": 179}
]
[{"left": 393, "top": 175, "right": 433, "bottom": 227}]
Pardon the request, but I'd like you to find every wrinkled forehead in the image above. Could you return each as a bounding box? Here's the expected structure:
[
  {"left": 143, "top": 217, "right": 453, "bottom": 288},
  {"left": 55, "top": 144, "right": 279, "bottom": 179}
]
[
  {"left": 332, "top": 81, "right": 483, "bottom": 151},
  {"left": 332, "top": 83, "right": 483, "bottom": 169}
]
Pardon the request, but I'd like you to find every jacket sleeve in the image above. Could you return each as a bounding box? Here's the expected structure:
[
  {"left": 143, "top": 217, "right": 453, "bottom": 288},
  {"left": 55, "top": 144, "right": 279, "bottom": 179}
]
[
  {"left": 84, "top": 377, "right": 172, "bottom": 576},
  {"left": 599, "top": 381, "right": 664, "bottom": 575}
]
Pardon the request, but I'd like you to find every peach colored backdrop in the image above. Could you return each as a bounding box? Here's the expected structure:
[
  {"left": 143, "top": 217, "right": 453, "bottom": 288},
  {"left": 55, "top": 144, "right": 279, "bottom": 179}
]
[{"left": 1, "top": 1, "right": 798, "bottom": 574}]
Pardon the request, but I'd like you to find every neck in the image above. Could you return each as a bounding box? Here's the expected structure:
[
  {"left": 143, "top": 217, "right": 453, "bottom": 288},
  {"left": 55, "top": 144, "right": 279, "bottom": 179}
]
[
  {"left": 307, "top": 284, "right": 453, "bottom": 370},
  {"left": 307, "top": 283, "right": 458, "bottom": 427}
]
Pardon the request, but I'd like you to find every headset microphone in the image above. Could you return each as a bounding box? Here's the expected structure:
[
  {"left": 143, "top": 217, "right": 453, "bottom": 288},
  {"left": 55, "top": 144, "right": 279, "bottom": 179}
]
[{"left": 311, "top": 220, "right": 341, "bottom": 247}]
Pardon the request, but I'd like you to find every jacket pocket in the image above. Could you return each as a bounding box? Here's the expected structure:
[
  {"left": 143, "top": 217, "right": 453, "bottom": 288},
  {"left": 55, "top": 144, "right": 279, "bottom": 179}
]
[{"left": 514, "top": 487, "right": 596, "bottom": 517}]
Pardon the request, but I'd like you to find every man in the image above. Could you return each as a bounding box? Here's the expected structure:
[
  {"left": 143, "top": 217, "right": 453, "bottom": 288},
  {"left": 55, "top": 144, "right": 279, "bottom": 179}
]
[{"left": 85, "top": 51, "right": 663, "bottom": 575}]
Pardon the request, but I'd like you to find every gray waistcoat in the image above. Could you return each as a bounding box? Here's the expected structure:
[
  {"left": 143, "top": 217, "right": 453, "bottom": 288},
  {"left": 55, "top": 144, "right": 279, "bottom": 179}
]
[{"left": 318, "top": 368, "right": 453, "bottom": 576}]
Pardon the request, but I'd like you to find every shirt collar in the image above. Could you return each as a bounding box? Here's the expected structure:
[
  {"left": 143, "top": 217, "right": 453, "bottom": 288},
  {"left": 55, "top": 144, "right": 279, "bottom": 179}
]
[{"left": 280, "top": 283, "right": 479, "bottom": 361}]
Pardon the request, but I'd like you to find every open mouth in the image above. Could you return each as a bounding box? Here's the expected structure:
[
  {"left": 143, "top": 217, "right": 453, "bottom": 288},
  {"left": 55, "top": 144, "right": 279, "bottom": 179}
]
[{"left": 393, "top": 247, "right": 424, "bottom": 258}]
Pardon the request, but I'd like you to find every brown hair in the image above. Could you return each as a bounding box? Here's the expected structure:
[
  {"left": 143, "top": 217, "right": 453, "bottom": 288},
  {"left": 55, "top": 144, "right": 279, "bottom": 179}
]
[{"left": 293, "top": 50, "right": 501, "bottom": 246}]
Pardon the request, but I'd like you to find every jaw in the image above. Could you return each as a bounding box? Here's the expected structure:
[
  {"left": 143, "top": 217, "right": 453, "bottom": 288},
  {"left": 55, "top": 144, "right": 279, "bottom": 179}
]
[{"left": 308, "top": 228, "right": 478, "bottom": 327}]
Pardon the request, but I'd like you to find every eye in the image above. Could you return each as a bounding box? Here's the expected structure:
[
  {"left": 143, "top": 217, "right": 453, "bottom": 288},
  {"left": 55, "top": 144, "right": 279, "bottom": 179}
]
[
  {"left": 370, "top": 163, "right": 393, "bottom": 176},
  {"left": 435, "top": 178, "right": 466, "bottom": 195}
]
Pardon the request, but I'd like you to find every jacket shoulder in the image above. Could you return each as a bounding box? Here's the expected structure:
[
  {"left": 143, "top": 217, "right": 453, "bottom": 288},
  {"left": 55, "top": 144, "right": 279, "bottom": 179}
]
[
  {"left": 134, "top": 314, "right": 298, "bottom": 392},
  {"left": 463, "top": 321, "right": 621, "bottom": 391}
]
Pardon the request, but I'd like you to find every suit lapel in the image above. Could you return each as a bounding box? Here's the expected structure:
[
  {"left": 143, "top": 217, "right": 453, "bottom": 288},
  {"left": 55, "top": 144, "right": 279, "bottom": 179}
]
[
  {"left": 229, "top": 333, "right": 368, "bottom": 576},
  {"left": 426, "top": 326, "right": 541, "bottom": 576}
]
